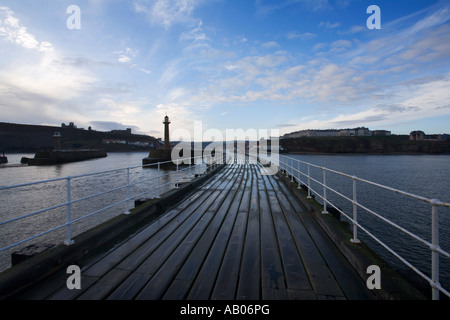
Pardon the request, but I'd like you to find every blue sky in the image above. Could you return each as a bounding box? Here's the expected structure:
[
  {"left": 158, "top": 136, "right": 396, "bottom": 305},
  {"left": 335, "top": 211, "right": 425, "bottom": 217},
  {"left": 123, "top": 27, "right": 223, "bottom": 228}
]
[{"left": 0, "top": 0, "right": 449, "bottom": 140}]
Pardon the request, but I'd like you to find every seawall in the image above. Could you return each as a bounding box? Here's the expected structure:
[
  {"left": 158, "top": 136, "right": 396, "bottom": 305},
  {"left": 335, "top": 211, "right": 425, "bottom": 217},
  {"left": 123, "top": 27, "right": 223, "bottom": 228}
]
[{"left": 23, "top": 149, "right": 108, "bottom": 165}]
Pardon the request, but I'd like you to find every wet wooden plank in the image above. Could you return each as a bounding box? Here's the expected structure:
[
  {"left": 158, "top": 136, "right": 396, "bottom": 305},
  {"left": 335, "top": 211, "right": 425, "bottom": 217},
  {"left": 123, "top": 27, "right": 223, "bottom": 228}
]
[
  {"left": 82, "top": 208, "right": 182, "bottom": 278},
  {"left": 135, "top": 212, "right": 215, "bottom": 299},
  {"left": 134, "top": 195, "right": 218, "bottom": 276},
  {"left": 106, "top": 273, "right": 151, "bottom": 300},
  {"left": 48, "top": 275, "right": 99, "bottom": 300},
  {"left": 270, "top": 176, "right": 345, "bottom": 297},
  {"left": 140, "top": 166, "right": 245, "bottom": 299},
  {"left": 267, "top": 190, "right": 312, "bottom": 292},
  {"left": 275, "top": 174, "right": 374, "bottom": 299},
  {"left": 77, "top": 268, "right": 131, "bottom": 300},
  {"left": 259, "top": 190, "right": 288, "bottom": 300},
  {"left": 210, "top": 211, "right": 248, "bottom": 300},
  {"left": 236, "top": 165, "right": 261, "bottom": 300},
  {"left": 185, "top": 176, "right": 245, "bottom": 300},
  {"left": 115, "top": 190, "right": 219, "bottom": 272},
  {"left": 19, "top": 267, "right": 74, "bottom": 300}
]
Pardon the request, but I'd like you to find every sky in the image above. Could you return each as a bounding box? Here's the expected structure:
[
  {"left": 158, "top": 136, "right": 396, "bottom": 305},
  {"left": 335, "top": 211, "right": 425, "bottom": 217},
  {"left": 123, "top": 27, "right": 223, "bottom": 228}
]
[{"left": 0, "top": 0, "right": 449, "bottom": 141}]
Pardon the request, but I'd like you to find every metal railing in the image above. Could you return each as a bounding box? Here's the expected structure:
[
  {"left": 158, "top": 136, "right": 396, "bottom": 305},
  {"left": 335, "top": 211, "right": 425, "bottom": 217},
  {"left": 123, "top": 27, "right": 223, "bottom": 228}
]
[
  {"left": 0, "top": 155, "right": 223, "bottom": 257},
  {"left": 278, "top": 155, "right": 450, "bottom": 300}
]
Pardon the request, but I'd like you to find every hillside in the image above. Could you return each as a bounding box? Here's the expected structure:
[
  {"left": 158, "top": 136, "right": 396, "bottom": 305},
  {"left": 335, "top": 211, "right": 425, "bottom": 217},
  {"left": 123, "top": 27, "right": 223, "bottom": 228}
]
[
  {"left": 0, "top": 122, "right": 160, "bottom": 152},
  {"left": 280, "top": 135, "right": 450, "bottom": 155}
]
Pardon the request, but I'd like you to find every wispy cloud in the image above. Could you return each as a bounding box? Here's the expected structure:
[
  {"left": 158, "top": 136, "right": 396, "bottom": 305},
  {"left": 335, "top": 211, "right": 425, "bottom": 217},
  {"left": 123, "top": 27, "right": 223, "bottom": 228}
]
[
  {"left": 0, "top": 7, "right": 96, "bottom": 101},
  {"left": 286, "top": 31, "right": 316, "bottom": 40},
  {"left": 255, "top": 0, "right": 332, "bottom": 17},
  {"left": 318, "top": 21, "right": 341, "bottom": 29},
  {"left": 115, "top": 48, "right": 139, "bottom": 63},
  {"left": 261, "top": 41, "right": 280, "bottom": 49},
  {"left": 133, "top": 0, "right": 205, "bottom": 29}
]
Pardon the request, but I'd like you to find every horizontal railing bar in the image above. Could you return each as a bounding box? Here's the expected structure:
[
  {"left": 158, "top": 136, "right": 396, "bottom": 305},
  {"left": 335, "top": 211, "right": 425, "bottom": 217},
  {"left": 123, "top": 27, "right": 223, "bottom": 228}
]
[
  {"left": 70, "top": 184, "right": 128, "bottom": 205},
  {"left": 0, "top": 156, "right": 205, "bottom": 191},
  {"left": 0, "top": 176, "right": 69, "bottom": 191},
  {"left": 281, "top": 155, "right": 450, "bottom": 207},
  {"left": 70, "top": 198, "right": 129, "bottom": 225},
  {"left": 0, "top": 221, "right": 69, "bottom": 253},
  {"left": 0, "top": 202, "right": 68, "bottom": 226},
  {"left": 356, "top": 201, "right": 432, "bottom": 248}
]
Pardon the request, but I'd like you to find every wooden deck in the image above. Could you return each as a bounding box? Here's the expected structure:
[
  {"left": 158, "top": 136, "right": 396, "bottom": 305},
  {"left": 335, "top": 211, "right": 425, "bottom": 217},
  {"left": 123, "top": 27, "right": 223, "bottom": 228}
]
[{"left": 19, "top": 161, "right": 376, "bottom": 300}]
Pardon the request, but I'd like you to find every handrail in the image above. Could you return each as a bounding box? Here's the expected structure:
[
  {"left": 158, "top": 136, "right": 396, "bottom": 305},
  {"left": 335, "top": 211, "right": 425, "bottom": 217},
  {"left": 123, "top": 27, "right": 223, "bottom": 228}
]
[
  {"left": 278, "top": 154, "right": 450, "bottom": 300},
  {"left": 0, "top": 154, "right": 225, "bottom": 258}
]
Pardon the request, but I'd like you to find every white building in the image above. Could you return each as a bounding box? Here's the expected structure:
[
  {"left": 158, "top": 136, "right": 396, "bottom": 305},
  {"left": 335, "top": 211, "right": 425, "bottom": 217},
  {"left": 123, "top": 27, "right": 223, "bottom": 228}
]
[{"left": 282, "top": 127, "right": 373, "bottom": 139}]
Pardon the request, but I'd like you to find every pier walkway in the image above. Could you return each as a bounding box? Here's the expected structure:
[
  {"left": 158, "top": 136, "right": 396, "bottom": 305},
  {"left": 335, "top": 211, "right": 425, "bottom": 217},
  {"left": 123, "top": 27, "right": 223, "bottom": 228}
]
[{"left": 15, "top": 161, "right": 376, "bottom": 300}]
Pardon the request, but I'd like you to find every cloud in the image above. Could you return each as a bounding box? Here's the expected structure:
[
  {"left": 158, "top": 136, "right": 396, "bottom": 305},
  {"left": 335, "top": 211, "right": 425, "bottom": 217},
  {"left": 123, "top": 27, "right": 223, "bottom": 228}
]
[
  {"left": 286, "top": 31, "right": 316, "bottom": 40},
  {"left": 261, "top": 41, "right": 280, "bottom": 49},
  {"left": 255, "top": 0, "right": 331, "bottom": 17},
  {"left": 133, "top": 0, "right": 204, "bottom": 29},
  {"left": 0, "top": 8, "right": 96, "bottom": 100},
  {"left": 0, "top": 6, "right": 39, "bottom": 49},
  {"left": 338, "top": 25, "right": 365, "bottom": 35},
  {"left": 318, "top": 21, "right": 341, "bottom": 29},
  {"left": 115, "top": 48, "right": 139, "bottom": 63}
]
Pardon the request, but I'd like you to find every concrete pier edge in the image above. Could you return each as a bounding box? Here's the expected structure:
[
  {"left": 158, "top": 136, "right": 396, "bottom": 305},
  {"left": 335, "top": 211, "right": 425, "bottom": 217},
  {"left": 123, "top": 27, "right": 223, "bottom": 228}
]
[
  {"left": 277, "top": 171, "right": 427, "bottom": 300},
  {"left": 0, "top": 164, "right": 225, "bottom": 300}
]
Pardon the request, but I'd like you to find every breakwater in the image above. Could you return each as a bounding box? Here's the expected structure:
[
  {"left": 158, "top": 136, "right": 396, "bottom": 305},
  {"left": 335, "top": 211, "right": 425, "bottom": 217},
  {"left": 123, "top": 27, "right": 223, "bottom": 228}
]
[{"left": 21, "top": 149, "right": 107, "bottom": 165}]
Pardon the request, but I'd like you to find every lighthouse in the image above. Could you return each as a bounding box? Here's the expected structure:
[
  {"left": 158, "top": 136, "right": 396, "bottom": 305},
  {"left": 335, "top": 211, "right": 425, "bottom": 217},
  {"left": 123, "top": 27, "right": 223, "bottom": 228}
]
[
  {"left": 142, "top": 114, "right": 173, "bottom": 166},
  {"left": 163, "top": 115, "right": 171, "bottom": 150}
]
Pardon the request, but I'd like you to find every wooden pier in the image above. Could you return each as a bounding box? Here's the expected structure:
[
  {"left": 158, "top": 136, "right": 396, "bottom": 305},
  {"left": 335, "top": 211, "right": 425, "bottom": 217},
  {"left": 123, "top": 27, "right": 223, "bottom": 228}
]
[{"left": 15, "top": 160, "right": 376, "bottom": 300}]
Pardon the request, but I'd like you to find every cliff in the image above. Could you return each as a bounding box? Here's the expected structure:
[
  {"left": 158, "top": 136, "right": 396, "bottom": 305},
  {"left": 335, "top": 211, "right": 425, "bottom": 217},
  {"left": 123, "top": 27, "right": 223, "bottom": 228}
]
[
  {"left": 280, "top": 135, "right": 450, "bottom": 155},
  {"left": 0, "top": 122, "right": 159, "bottom": 152}
]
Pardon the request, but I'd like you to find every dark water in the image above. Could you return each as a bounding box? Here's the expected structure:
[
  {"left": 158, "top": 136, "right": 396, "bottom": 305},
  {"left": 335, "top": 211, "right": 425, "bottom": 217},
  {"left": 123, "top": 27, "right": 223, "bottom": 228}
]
[
  {"left": 284, "top": 154, "right": 450, "bottom": 295},
  {"left": 0, "top": 152, "right": 207, "bottom": 272}
]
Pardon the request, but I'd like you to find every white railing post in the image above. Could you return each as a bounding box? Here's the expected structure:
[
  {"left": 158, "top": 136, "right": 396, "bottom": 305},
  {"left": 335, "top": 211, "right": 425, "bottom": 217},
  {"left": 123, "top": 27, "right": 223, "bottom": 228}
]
[
  {"left": 64, "top": 177, "right": 74, "bottom": 246},
  {"left": 431, "top": 199, "right": 440, "bottom": 300},
  {"left": 189, "top": 157, "right": 191, "bottom": 177},
  {"left": 124, "top": 167, "right": 131, "bottom": 215},
  {"left": 176, "top": 159, "right": 179, "bottom": 188},
  {"left": 307, "top": 165, "right": 312, "bottom": 199},
  {"left": 285, "top": 157, "right": 289, "bottom": 177},
  {"left": 291, "top": 159, "right": 294, "bottom": 182},
  {"left": 158, "top": 162, "right": 161, "bottom": 191},
  {"left": 351, "top": 176, "right": 361, "bottom": 244},
  {"left": 322, "top": 168, "right": 328, "bottom": 214},
  {"left": 297, "top": 160, "right": 301, "bottom": 189}
]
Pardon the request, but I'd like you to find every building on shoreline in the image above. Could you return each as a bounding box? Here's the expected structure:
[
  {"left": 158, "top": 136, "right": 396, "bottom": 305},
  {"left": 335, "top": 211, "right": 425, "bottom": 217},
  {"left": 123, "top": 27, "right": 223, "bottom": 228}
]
[
  {"left": 409, "top": 131, "right": 450, "bottom": 141},
  {"left": 282, "top": 127, "right": 376, "bottom": 139}
]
